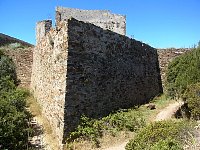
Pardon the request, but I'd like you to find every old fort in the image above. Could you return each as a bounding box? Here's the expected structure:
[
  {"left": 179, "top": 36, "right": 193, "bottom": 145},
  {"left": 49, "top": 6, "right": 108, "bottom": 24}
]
[{"left": 2, "top": 6, "right": 191, "bottom": 149}]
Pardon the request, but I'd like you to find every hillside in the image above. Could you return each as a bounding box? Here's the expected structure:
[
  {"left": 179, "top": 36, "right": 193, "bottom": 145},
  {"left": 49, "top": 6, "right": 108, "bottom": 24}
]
[
  {"left": 0, "top": 33, "right": 34, "bottom": 47},
  {"left": 0, "top": 33, "right": 33, "bottom": 88},
  {"left": 0, "top": 49, "right": 31, "bottom": 149}
]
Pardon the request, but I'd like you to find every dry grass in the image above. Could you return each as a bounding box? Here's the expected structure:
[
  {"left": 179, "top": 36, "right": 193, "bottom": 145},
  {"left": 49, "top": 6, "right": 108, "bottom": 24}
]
[
  {"left": 26, "top": 94, "right": 178, "bottom": 150},
  {"left": 64, "top": 131, "right": 134, "bottom": 150},
  {"left": 26, "top": 95, "right": 59, "bottom": 149},
  {"left": 26, "top": 95, "right": 42, "bottom": 116},
  {"left": 64, "top": 94, "right": 175, "bottom": 150},
  {"left": 96, "top": 131, "right": 134, "bottom": 150}
]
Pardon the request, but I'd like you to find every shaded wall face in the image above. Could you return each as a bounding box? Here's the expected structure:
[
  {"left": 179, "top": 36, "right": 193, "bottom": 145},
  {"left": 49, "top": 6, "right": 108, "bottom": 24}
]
[
  {"left": 56, "top": 7, "right": 126, "bottom": 35},
  {"left": 31, "top": 21, "right": 69, "bottom": 147},
  {"left": 64, "top": 18, "right": 163, "bottom": 135}
]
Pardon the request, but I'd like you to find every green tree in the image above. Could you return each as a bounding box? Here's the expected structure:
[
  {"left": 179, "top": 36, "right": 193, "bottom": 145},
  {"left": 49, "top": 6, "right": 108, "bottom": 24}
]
[
  {"left": 0, "top": 50, "right": 31, "bottom": 149},
  {"left": 166, "top": 46, "right": 200, "bottom": 97},
  {"left": 198, "top": 40, "right": 200, "bottom": 49},
  {"left": 0, "top": 50, "right": 17, "bottom": 84}
]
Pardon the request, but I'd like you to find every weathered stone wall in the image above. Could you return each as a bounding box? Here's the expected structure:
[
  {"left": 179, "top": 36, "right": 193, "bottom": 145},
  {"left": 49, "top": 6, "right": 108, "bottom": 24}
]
[
  {"left": 56, "top": 7, "right": 126, "bottom": 35},
  {"left": 5, "top": 47, "right": 33, "bottom": 88},
  {"left": 31, "top": 18, "right": 162, "bottom": 148},
  {"left": 36, "top": 20, "right": 52, "bottom": 45},
  {"left": 157, "top": 48, "right": 191, "bottom": 89},
  {"left": 63, "top": 18, "right": 163, "bottom": 135},
  {"left": 31, "top": 21, "right": 69, "bottom": 148}
]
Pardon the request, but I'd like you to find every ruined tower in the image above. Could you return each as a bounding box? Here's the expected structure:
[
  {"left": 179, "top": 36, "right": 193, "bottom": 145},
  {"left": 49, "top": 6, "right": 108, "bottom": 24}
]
[{"left": 55, "top": 7, "right": 126, "bottom": 35}]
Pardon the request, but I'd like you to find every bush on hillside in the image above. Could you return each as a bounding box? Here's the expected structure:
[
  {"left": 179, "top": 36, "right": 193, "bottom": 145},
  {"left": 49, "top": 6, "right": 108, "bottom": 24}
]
[
  {"left": 0, "top": 49, "right": 18, "bottom": 84},
  {"left": 0, "top": 50, "right": 31, "bottom": 149},
  {"left": 125, "top": 120, "right": 195, "bottom": 150},
  {"left": 166, "top": 47, "right": 200, "bottom": 97},
  {"left": 183, "top": 83, "right": 200, "bottom": 120},
  {"left": 0, "top": 89, "right": 31, "bottom": 149},
  {"left": 66, "top": 110, "right": 145, "bottom": 147}
]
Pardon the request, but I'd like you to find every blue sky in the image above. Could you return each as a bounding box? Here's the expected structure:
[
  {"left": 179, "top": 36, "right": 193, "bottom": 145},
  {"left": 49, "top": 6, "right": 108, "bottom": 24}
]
[{"left": 0, "top": 0, "right": 199, "bottom": 48}]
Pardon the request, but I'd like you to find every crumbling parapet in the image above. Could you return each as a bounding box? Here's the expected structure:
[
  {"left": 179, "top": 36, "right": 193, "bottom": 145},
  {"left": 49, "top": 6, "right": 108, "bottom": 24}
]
[
  {"left": 56, "top": 7, "right": 126, "bottom": 35},
  {"left": 36, "top": 20, "right": 52, "bottom": 45}
]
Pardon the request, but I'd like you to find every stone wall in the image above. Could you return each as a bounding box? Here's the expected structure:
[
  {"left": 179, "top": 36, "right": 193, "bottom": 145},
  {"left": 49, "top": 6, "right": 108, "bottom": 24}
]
[
  {"left": 36, "top": 20, "right": 52, "bottom": 45},
  {"left": 32, "top": 18, "right": 162, "bottom": 149},
  {"left": 157, "top": 48, "right": 191, "bottom": 89},
  {"left": 31, "top": 21, "right": 69, "bottom": 148},
  {"left": 56, "top": 7, "right": 126, "bottom": 35},
  {"left": 63, "top": 18, "right": 163, "bottom": 136},
  {"left": 5, "top": 47, "right": 33, "bottom": 88}
]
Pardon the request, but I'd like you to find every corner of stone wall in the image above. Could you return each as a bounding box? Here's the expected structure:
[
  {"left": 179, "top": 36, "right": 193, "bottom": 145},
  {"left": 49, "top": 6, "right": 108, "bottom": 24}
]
[
  {"left": 36, "top": 20, "right": 52, "bottom": 45},
  {"left": 31, "top": 18, "right": 69, "bottom": 149}
]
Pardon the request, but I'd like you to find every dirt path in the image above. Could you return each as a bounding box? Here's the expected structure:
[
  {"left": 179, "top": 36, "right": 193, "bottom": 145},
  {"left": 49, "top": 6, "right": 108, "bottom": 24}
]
[
  {"left": 154, "top": 101, "right": 184, "bottom": 121},
  {"left": 102, "top": 141, "right": 128, "bottom": 150},
  {"left": 103, "top": 101, "right": 184, "bottom": 150}
]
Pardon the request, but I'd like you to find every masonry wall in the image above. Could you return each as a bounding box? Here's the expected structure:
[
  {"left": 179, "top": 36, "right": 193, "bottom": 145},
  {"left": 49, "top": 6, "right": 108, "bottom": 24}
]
[
  {"left": 36, "top": 20, "right": 52, "bottom": 45},
  {"left": 63, "top": 18, "right": 163, "bottom": 135},
  {"left": 157, "top": 48, "right": 191, "bottom": 90},
  {"left": 31, "top": 21, "right": 69, "bottom": 148},
  {"left": 5, "top": 47, "right": 33, "bottom": 88},
  {"left": 56, "top": 7, "right": 126, "bottom": 35},
  {"left": 31, "top": 18, "right": 163, "bottom": 149}
]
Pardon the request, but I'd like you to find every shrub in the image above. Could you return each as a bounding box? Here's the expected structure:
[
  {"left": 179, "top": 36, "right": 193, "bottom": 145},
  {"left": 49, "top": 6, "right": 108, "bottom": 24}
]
[
  {"left": 0, "top": 50, "right": 18, "bottom": 84},
  {"left": 0, "top": 76, "right": 16, "bottom": 92},
  {"left": 183, "top": 83, "right": 200, "bottom": 120},
  {"left": 0, "top": 87, "right": 31, "bottom": 149},
  {"left": 66, "top": 109, "right": 145, "bottom": 147},
  {"left": 67, "top": 116, "right": 102, "bottom": 146},
  {"left": 166, "top": 47, "right": 200, "bottom": 97},
  {"left": 151, "top": 138, "right": 183, "bottom": 150},
  {"left": 125, "top": 120, "right": 195, "bottom": 150},
  {"left": 0, "top": 50, "right": 31, "bottom": 149},
  {"left": 102, "top": 109, "right": 145, "bottom": 132}
]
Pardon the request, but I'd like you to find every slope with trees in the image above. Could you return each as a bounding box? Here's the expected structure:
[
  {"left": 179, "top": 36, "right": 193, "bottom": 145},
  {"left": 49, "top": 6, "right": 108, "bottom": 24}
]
[{"left": 0, "top": 49, "right": 31, "bottom": 149}]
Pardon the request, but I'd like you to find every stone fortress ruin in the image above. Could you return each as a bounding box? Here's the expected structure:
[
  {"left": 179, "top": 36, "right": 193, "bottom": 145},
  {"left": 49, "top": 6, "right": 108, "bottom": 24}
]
[{"left": 30, "top": 7, "right": 163, "bottom": 149}]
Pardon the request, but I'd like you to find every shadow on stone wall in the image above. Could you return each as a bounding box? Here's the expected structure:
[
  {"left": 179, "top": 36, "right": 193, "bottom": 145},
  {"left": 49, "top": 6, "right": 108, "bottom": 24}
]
[{"left": 63, "top": 18, "right": 163, "bottom": 137}]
